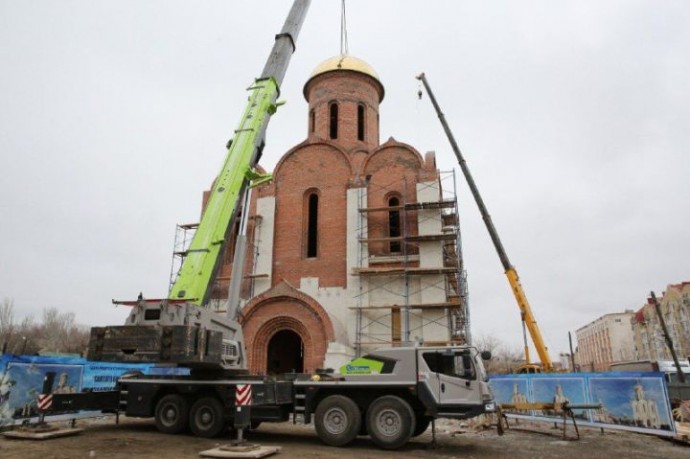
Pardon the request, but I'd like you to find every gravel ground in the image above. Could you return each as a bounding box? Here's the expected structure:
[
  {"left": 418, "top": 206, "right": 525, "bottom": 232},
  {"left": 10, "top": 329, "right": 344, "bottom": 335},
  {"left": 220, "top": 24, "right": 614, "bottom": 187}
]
[{"left": 1, "top": 416, "right": 688, "bottom": 459}]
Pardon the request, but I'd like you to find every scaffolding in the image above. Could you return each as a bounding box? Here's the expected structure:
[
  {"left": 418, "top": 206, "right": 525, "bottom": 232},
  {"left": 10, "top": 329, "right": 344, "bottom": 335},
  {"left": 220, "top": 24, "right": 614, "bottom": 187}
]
[
  {"left": 168, "top": 222, "right": 198, "bottom": 295},
  {"left": 353, "top": 170, "right": 470, "bottom": 356},
  {"left": 168, "top": 221, "right": 227, "bottom": 312},
  {"left": 168, "top": 210, "right": 264, "bottom": 314}
]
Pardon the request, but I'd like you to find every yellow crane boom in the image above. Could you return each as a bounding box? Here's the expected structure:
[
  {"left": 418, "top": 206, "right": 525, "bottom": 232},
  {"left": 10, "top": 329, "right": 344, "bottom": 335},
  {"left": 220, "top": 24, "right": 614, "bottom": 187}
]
[{"left": 416, "top": 72, "right": 554, "bottom": 372}]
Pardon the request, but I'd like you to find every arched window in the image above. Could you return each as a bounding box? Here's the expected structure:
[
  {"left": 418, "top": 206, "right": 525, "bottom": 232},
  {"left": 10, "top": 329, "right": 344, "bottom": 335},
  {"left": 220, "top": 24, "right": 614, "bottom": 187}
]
[
  {"left": 306, "top": 192, "right": 319, "bottom": 258},
  {"left": 329, "top": 102, "right": 338, "bottom": 139},
  {"left": 309, "top": 109, "right": 315, "bottom": 134},
  {"left": 357, "top": 104, "right": 366, "bottom": 141},
  {"left": 388, "top": 196, "right": 401, "bottom": 253}
]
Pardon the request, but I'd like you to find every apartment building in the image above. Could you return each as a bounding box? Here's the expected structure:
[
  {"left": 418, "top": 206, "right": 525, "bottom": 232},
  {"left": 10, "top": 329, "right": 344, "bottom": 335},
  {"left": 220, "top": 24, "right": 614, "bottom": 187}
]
[
  {"left": 575, "top": 311, "right": 636, "bottom": 372},
  {"left": 632, "top": 282, "right": 690, "bottom": 361}
]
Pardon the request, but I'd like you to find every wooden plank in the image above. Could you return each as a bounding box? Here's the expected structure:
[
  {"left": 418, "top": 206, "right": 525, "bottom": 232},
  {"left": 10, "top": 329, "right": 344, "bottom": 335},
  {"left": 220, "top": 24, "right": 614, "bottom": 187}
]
[
  {"left": 359, "top": 200, "right": 455, "bottom": 212},
  {"left": 3, "top": 427, "right": 83, "bottom": 440},
  {"left": 199, "top": 445, "right": 281, "bottom": 458},
  {"left": 350, "top": 303, "right": 460, "bottom": 310},
  {"left": 353, "top": 266, "right": 458, "bottom": 276}
]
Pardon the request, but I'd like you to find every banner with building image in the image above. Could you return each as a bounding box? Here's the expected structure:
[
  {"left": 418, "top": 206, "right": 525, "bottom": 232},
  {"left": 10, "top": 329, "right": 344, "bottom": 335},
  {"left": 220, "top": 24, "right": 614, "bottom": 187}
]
[
  {"left": 0, "top": 354, "right": 167, "bottom": 426},
  {"left": 490, "top": 372, "right": 675, "bottom": 436}
]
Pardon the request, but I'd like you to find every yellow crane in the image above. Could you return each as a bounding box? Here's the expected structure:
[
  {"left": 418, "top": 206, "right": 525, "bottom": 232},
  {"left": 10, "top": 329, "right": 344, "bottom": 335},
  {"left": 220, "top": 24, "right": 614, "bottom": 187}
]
[{"left": 417, "top": 72, "right": 554, "bottom": 372}]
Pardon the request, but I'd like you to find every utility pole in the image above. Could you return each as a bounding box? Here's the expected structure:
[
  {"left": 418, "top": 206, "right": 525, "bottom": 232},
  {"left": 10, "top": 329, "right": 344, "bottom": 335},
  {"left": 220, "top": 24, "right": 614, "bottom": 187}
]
[
  {"left": 650, "top": 291, "right": 686, "bottom": 383},
  {"left": 568, "top": 331, "right": 576, "bottom": 372}
]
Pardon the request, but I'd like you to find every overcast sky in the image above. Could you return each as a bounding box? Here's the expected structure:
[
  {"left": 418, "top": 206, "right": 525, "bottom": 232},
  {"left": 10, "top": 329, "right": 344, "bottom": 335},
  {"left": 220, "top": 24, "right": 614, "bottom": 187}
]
[{"left": 1, "top": 0, "right": 689, "bottom": 358}]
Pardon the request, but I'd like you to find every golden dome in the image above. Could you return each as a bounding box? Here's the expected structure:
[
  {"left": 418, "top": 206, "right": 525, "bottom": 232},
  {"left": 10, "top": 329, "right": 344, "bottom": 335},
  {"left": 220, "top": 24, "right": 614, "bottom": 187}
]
[
  {"left": 310, "top": 55, "right": 380, "bottom": 80},
  {"left": 304, "top": 54, "right": 384, "bottom": 101}
]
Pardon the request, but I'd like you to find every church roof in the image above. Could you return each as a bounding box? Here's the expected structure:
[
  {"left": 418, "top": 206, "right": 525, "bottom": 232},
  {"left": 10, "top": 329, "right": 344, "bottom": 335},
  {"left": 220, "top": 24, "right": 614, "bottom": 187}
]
[
  {"left": 310, "top": 55, "right": 380, "bottom": 80},
  {"left": 304, "top": 54, "right": 384, "bottom": 101}
]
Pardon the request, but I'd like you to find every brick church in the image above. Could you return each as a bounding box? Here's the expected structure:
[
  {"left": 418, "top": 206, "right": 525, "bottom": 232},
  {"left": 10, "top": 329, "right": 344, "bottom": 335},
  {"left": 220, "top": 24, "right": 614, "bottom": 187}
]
[{"left": 200, "top": 55, "right": 468, "bottom": 375}]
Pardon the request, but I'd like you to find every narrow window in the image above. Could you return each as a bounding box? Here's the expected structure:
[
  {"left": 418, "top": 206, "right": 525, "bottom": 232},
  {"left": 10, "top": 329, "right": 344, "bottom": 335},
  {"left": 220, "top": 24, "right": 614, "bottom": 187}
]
[
  {"left": 388, "top": 196, "right": 401, "bottom": 253},
  {"left": 357, "top": 104, "right": 365, "bottom": 141},
  {"left": 309, "top": 109, "right": 315, "bottom": 133},
  {"left": 307, "top": 193, "right": 319, "bottom": 258},
  {"left": 392, "top": 307, "right": 401, "bottom": 344},
  {"left": 329, "top": 103, "right": 338, "bottom": 139}
]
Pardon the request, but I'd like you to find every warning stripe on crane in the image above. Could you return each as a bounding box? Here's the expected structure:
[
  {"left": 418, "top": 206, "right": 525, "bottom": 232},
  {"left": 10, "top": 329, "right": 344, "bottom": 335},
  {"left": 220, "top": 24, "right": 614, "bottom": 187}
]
[
  {"left": 37, "top": 394, "right": 53, "bottom": 411},
  {"left": 235, "top": 384, "right": 252, "bottom": 406}
]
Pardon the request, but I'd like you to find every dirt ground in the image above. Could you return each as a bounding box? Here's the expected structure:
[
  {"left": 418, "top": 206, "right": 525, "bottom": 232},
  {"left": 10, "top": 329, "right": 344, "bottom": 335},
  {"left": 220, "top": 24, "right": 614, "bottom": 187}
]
[{"left": 1, "top": 416, "right": 688, "bottom": 459}]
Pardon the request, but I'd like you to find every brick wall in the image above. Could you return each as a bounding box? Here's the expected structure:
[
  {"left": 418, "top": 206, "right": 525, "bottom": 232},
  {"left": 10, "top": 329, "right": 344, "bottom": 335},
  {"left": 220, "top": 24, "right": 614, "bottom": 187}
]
[
  {"left": 271, "top": 143, "right": 351, "bottom": 288},
  {"left": 304, "top": 71, "right": 382, "bottom": 153}
]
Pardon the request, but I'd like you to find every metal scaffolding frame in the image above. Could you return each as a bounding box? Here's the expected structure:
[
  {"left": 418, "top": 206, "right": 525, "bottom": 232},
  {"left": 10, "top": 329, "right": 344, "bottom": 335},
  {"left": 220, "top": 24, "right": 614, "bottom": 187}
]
[
  {"left": 353, "top": 170, "right": 470, "bottom": 356},
  {"left": 168, "top": 222, "right": 199, "bottom": 294}
]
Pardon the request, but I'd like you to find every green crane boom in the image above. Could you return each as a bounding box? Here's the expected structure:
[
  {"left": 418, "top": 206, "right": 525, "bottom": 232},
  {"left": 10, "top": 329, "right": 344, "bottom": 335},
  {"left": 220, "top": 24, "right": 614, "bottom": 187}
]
[{"left": 169, "top": 0, "right": 311, "bottom": 307}]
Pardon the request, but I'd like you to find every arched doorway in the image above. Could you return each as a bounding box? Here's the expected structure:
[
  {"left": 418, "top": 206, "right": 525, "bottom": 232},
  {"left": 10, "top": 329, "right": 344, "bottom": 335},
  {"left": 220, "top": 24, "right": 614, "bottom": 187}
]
[
  {"left": 240, "top": 283, "right": 336, "bottom": 374},
  {"left": 267, "top": 329, "right": 304, "bottom": 375}
]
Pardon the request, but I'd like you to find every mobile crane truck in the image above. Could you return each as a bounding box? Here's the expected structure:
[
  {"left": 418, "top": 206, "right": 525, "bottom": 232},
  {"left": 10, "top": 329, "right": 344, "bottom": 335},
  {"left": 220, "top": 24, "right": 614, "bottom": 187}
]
[{"left": 40, "top": 1, "right": 496, "bottom": 450}]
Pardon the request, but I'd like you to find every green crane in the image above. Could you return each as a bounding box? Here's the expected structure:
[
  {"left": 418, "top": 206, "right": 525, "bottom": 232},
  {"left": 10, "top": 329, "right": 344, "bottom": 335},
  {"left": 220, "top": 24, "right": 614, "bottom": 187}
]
[
  {"left": 170, "top": 1, "right": 310, "bottom": 307},
  {"left": 89, "top": 0, "right": 311, "bottom": 370}
]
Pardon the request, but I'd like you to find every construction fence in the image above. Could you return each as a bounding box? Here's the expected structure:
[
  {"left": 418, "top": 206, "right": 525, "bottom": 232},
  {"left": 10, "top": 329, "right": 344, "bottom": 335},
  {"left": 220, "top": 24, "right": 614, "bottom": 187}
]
[
  {"left": 491, "top": 372, "right": 677, "bottom": 437},
  {"left": 0, "top": 354, "right": 681, "bottom": 438},
  {"left": 0, "top": 354, "right": 183, "bottom": 427}
]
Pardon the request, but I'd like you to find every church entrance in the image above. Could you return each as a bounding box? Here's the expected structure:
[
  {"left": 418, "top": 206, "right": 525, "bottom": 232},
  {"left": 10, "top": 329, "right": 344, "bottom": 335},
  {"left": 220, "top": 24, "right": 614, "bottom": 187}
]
[{"left": 266, "top": 329, "right": 304, "bottom": 375}]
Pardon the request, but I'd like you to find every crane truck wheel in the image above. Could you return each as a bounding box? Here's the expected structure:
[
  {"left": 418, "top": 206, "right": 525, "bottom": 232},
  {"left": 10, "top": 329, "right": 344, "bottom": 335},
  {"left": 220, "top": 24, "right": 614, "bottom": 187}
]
[
  {"left": 366, "top": 395, "right": 415, "bottom": 450},
  {"left": 314, "top": 395, "right": 362, "bottom": 446},
  {"left": 189, "top": 396, "right": 226, "bottom": 438},
  {"left": 154, "top": 394, "right": 189, "bottom": 434}
]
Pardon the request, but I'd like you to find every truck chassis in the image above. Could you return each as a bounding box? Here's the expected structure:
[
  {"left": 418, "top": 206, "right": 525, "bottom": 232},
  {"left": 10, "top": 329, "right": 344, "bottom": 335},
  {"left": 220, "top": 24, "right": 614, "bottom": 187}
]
[{"left": 47, "top": 346, "right": 495, "bottom": 450}]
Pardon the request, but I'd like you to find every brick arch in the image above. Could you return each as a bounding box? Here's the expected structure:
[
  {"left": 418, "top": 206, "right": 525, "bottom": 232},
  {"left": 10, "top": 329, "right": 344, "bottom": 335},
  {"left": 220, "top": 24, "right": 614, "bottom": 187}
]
[
  {"left": 362, "top": 139, "right": 424, "bottom": 175},
  {"left": 253, "top": 316, "right": 309, "bottom": 374},
  {"left": 240, "top": 282, "right": 335, "bottom": 374},
  {"left": 273, "top": 140, "right": 353, "bottom": 181}
]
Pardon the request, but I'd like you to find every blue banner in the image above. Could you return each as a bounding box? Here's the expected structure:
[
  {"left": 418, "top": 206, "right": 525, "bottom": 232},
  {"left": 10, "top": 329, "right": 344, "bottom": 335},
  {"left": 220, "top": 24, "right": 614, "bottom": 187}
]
[
  {"left": 490, "top": 372, "right": 675, "bottom": 436},
  {"left": 0, "top": 354, "right": 164, "bottom": 426}
]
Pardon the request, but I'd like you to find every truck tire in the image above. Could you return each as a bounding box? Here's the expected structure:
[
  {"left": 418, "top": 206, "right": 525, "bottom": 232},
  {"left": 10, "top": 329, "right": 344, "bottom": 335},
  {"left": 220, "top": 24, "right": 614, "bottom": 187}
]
[
  {"left": 412, "top": 415, "right": 432, "bottom": 437},
  {"left": 366, "top": 395, "right": 415, "bottom": 450},
  {"left": 314, "top": 395, "right": 361, "bottom": 446},
  {"left": 154, "top": 394, "right": 189, "bottom": 434},
  {"left": 189, "top": 396, "right": 226, "bottom": 438}
]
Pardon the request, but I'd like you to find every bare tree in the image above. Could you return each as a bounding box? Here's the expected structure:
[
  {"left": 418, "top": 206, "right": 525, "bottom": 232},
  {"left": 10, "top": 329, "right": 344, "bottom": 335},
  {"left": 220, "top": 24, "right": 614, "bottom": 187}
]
[
  {"left": 0, "top": 300, "right": 90, "bottom": 356},
  {"left": 473, "top": 334, "right": 502, "bottom": 355},
  {"left": 38, "top": 307, "right": 90, "bottom": 355},
  {"left": 474, "top": 333, "right": 525, "bottom": 374},
  {"left": 0, "top": 298, "right": 15, "bottom": 351},
  {"left": 17, "top": 314, "right": 40, "bottom": 354}
]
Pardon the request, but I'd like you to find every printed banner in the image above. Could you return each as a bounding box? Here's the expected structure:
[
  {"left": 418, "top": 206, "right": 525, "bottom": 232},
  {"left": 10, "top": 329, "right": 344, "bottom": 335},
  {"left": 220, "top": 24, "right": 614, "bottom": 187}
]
[
  {"left": 490, "top": 372, "right": 675, "bottom": 436},
  {"left": 0, "top": 354, "right": 160, "bottom": 426}
]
